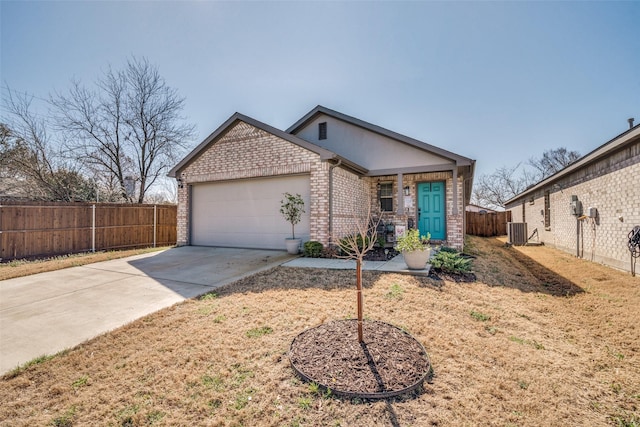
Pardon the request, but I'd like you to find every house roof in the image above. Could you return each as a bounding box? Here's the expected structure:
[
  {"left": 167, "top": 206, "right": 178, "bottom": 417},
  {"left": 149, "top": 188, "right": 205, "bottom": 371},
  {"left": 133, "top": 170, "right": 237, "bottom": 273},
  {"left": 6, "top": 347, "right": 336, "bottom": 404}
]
[
  {"left": 505, "top": 123, "right": 640, "bottom": 206},
  {"left": 466, "top": 203, "right": 499, "bottom": 213},
  {"left": 168, "top": 112, "right": 368, "bottom": 178},
  {"left": 286, "top": 105, "right": 475, "bottom": 167}
]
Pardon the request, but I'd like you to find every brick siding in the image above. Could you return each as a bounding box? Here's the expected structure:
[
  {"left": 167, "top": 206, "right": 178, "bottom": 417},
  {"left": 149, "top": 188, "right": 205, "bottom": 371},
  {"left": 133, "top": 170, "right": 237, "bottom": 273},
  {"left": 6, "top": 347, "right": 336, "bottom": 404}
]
[
  {"left": 175, "top": 121, "right": 320, "bottom": 245},
  {"left": 365, "top": 171, "right": 465, "bottom": 250},
  {"left": 175, "top": 120, "right": 467, "bottom": 251},
  {"left": 330, "top": 166, "right": 371, "bottom": 242},
  {"left": 507, "top": 139, "right": 640, "bottom": 272}
]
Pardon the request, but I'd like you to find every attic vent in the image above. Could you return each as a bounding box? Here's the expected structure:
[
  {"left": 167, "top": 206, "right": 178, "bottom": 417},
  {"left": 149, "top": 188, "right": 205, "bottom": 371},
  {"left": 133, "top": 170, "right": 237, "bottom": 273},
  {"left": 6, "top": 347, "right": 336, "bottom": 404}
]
[{"left": 319, "top": 122, "right": 327, "bottom": 140}]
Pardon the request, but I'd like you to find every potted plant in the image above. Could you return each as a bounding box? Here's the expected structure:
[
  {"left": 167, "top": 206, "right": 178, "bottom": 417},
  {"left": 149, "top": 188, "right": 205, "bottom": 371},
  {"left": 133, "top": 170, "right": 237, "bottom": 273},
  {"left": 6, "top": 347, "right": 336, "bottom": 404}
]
[
  {"left": 395, "top": 228, "right": 431, "bottom": 270},
  {"left": 280, "top": 192, "right": 305, "bottom": 254}
]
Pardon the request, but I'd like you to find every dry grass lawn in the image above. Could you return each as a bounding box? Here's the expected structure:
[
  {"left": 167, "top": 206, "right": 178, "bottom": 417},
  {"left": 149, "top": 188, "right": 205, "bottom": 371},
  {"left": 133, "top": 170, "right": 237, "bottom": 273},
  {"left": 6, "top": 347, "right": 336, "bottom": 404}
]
[
  {"left": 0, "top": 237, "right": 638, "bottom": 426},
  {"left": 0, "top": 247, "right": 170, "bottom": 282}
]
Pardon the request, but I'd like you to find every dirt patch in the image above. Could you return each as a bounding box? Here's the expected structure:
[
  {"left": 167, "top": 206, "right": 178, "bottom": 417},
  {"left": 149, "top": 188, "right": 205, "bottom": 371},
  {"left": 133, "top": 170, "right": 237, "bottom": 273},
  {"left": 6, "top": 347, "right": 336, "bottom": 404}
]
[
  {"left": 289, "top": 319, "right": 431, "bottom": 398},
  {"left": 1, "top": 236, "right": 638, "bottom": 426}
]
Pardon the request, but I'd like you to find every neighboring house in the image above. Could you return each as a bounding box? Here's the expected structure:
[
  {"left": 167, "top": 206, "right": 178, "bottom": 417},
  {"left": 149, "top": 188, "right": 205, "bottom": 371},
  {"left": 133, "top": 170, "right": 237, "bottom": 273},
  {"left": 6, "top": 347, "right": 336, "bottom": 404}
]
[
  {"left": 505, "top": 122, "right": 640, "bottom": 273},
  {"left": 465, "top": 204, "right": 498, "bottom": 214},
  {"left": 168, "top": 106, "right": 475, "bottom": 251}
]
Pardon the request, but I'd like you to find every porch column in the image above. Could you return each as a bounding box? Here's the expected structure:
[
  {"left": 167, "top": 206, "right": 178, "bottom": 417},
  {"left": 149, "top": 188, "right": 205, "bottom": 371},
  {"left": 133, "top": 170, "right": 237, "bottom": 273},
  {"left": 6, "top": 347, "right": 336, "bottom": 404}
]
[
  {"left": 396, "top": 172, "right": 404, "bottom": 215},
  {"left": 452, "top": 166, "right": 458, "bottom": 215}
]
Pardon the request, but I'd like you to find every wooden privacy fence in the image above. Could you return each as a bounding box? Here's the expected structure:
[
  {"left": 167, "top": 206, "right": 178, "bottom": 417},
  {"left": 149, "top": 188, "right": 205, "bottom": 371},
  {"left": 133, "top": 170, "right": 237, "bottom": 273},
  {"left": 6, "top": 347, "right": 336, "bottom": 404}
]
[
  {"left": 0, "top": 201, "right": 177, "bottom": 261},
  {"left": 466, "top": 211, "right": 512, "bottom": 237}
]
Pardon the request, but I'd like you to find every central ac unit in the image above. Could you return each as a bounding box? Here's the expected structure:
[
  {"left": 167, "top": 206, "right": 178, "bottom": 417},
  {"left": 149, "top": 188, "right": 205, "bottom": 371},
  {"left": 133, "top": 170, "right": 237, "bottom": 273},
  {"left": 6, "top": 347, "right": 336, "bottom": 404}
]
[{"left": 507, "top": 222, "right": 528, "bottom": 246}]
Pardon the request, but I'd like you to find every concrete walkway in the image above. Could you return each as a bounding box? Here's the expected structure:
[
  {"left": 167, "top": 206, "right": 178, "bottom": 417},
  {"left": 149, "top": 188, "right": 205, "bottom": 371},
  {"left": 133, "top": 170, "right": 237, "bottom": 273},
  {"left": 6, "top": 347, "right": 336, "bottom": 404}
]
[
  {"left": 0, "top": 247, "right": 294, "bottom": 375},
  {"left": 283, "top": 254, "right": 431, "bottom": 275}
]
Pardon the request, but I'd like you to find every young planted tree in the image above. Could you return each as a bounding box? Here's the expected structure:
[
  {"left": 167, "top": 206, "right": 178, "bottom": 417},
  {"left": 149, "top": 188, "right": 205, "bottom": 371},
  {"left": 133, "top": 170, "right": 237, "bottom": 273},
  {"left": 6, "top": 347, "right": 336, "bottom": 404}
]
[
  {"left": 335, "top": 203, "right": 380, "bottom": 342},
  {"left": 279, "top": 192, "right": 305, "bottom": 239}
]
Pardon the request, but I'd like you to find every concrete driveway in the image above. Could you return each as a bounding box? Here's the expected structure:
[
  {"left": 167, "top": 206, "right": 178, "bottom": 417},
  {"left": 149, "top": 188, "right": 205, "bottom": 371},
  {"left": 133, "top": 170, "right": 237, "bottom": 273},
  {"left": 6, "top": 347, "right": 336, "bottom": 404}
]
[{"left": 0, "top": 246, "right": 294, "bottom": 375}]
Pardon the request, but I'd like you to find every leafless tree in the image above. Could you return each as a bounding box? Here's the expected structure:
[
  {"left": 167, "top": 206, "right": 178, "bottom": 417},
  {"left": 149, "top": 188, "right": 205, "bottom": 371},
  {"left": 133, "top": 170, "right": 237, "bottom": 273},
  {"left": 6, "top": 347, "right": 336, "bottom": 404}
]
[
  {"left": 1, "top": 92, "right": 93, "bottom": 201},
  {"left": 527, "top": 148, "right": 581, "bottom": 179},
  {"left": 473, "top": 147, "right": 581, "bottom": 210},
  {"left": 334, "top": 203, "right": 380, "bottom": 342},
  {"left": 472, "top": 164, "right": 534, "bottom": 210},
  {"left": 52, "top": 57, "right": 195, "bottom": 203},
  {"left": 144, "top": 178, "right": 178, "bottom": 204}
]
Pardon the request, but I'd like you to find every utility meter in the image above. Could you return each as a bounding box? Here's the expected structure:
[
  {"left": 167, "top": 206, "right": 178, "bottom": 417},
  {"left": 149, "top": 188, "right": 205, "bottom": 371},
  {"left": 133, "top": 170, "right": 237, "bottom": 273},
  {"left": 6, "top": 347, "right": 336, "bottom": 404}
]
[{"left": 570, "top": 195, "right": 582, "bottom": 216}]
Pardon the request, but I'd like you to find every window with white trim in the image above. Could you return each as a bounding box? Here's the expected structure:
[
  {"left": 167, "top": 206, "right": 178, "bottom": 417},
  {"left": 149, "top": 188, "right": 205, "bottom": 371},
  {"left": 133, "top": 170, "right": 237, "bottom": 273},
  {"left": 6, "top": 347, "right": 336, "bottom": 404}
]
[{"left": 379, "top": 183, "right": 393, "bottom": 212}]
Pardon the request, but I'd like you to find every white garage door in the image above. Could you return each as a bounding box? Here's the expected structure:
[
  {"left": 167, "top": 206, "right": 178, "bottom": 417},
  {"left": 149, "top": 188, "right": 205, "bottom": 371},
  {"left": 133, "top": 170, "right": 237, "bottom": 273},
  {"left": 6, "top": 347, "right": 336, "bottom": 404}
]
[{"left": 191, "top": 175, "right": 310, "bottom": 249}]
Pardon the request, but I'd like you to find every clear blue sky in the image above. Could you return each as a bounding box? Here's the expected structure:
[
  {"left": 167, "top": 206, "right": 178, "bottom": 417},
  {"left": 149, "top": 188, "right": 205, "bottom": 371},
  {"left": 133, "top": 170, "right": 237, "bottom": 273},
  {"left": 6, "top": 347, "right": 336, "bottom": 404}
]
[{"left": 2, "top": 1, "right": 639, "bottom": 181}]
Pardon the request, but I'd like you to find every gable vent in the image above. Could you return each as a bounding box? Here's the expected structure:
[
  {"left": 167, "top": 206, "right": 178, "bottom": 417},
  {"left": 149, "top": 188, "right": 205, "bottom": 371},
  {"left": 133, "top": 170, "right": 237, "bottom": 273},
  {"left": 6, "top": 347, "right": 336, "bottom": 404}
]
[{"left": 319, "top": 122, "right": 327, "bottom": 140}]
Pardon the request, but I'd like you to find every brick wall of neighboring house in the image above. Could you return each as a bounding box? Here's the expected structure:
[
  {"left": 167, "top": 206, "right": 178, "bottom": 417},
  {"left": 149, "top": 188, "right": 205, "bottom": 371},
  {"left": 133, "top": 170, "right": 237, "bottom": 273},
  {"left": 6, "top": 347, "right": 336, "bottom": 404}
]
[
  {"left": 175, "top": 121, "right": 321, "bottom": 246},
  {"left": 507, "top": 139, "right": 640, "bottom": 272},
  {"left": 368, "top": 171, "right": 465, "bottom": 250}
]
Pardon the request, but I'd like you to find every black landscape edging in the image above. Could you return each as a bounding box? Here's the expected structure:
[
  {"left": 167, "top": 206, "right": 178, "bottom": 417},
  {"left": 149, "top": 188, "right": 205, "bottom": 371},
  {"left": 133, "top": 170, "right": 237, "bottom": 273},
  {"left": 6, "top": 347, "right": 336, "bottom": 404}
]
[{"left": 289, "top": 319, "right": 432, "bottom": 400}]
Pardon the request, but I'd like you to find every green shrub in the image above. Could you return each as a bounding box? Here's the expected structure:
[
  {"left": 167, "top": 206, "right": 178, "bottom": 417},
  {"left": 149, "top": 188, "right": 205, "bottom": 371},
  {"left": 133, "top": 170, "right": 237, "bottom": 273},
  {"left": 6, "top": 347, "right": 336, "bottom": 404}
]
[
  {"left": 338, "top": 234, "right": 370, "bottom": 254},
  {"left": 303, "top": 241, "right": 324, "bottom": 258},
  {"left": 395, "top": 229, "right": 430, "bottom": 252},
  {"left": 439, "top": 246, "right": 458, "bottom": 253},
  {"left": 431, "top": 250, "right": 472, "bottom": 273}
]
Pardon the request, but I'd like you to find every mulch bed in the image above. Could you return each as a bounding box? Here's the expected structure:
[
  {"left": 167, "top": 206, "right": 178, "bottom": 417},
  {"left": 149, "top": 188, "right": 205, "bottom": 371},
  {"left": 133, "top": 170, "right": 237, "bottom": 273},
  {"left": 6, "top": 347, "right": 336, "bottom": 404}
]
[
  {"left": 363, "top": 247, "right": 400, "bottom": 261},
  {"left": 289, "top": 319, "right": 431, "bottom": 399}
]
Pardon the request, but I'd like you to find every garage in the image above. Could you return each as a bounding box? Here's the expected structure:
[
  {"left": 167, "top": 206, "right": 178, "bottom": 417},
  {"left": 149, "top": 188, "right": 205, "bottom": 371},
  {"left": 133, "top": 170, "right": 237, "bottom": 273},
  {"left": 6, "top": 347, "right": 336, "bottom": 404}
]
[{"left": 190, "top": 175, "right": 311, "bottom": 249}]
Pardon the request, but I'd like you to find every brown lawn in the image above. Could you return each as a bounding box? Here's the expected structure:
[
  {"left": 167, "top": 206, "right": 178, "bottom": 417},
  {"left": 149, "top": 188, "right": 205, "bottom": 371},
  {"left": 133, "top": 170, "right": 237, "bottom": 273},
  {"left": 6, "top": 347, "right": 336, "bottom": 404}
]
[
  {"left": 0, "top": 237, "right": 638, "bottom": 426},
  {"left": 0, "top": 247, "right": 170, "bottom": 282}
]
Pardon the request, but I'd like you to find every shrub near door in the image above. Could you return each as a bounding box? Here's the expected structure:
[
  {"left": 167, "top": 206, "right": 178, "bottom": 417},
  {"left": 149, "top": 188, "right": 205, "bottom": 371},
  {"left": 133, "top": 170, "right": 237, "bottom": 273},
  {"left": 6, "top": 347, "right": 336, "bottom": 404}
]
[{"left": 396, "top": 229, "right": 432, "bottom": 270}]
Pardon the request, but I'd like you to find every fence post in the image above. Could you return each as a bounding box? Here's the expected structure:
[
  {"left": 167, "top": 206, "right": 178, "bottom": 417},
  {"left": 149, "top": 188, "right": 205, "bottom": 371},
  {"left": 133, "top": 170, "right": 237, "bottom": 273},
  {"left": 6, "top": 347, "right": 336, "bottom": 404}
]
[
  {"left": 153, "top": 205, "right": 157, "bottom": 248},
  {"left": 92, "top": 204, "right": 96, "bottom": 253}
]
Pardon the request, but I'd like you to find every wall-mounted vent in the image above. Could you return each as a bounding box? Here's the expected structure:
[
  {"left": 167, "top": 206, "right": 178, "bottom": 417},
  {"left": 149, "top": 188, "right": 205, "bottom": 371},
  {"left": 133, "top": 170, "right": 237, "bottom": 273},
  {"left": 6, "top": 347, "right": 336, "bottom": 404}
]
[
  {"left": 507, "top": 222, "right": 528, "bottom": 246},
  {"left": 319, "top": 122, "right": 327, "bottom": 140}
]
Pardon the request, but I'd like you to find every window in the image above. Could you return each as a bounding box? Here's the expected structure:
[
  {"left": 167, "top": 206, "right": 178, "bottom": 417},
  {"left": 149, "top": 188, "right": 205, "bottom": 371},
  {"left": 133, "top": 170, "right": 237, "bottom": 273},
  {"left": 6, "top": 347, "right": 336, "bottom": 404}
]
[
  {"left": 319, "top": 122, "right": 327, "bottom": 140},
  {"left": 379, "top": 182, "right": 393, "bottom": 212},
  {"left": 544, "top": 191, "right": 551, "bottom": 229}
]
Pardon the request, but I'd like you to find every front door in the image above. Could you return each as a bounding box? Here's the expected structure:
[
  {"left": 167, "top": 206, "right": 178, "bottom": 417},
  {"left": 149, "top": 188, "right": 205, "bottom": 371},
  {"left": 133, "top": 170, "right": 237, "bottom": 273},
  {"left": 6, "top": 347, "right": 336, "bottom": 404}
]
[{"left": 417, "top": 181, "right": 446, "bottom": 240}]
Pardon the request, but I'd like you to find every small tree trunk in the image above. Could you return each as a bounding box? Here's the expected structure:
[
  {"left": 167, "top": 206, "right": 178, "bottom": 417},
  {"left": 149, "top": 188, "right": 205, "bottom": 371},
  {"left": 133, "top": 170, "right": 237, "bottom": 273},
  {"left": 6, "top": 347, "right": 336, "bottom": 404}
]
[{"left": 356, "top": 258, "right": 363, "bottom": 342}]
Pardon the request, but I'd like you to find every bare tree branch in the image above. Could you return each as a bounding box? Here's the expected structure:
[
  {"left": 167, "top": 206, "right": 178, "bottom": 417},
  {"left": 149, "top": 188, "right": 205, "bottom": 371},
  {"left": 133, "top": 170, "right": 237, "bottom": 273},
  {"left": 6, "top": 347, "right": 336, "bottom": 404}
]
[
  {"left": 527, "top": 148, "right": 581, "bottom": 179},
  {"left": 472, "top": 163, "right": 533, "bottom": 209},
  {"left": 52, "top": 56, "right": 195, "bottom": 203},
  {"left": 1, "top": 90, "right": 93, "bottom": 201},
  {"left": 332, "top": 201, "right": 380, "bottom": 343},
  {"left": 472, "top": 147, "right": 581, "bottom": 210}
]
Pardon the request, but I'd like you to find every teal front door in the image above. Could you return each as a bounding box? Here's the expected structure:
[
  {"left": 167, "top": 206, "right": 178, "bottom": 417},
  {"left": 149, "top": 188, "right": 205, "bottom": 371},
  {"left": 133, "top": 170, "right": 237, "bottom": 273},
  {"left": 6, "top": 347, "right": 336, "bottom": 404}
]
[{"left": 417, "top": 182, "right": 445, "bottom": 240}]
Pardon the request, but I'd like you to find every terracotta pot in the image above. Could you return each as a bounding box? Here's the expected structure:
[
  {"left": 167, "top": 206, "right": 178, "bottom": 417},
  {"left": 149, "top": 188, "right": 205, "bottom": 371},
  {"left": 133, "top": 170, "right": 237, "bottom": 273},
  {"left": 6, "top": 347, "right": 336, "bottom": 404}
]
[
  {"left": 402, "top": 248, "right": 431, "bottom": 270},
  {"left": 285, "top": 238, "right": 301, "bottom": 255}
]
